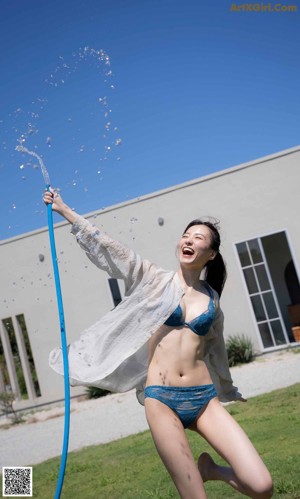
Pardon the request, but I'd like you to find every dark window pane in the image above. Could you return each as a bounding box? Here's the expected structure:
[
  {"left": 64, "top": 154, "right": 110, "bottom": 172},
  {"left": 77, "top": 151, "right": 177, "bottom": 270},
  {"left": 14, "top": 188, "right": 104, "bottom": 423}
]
[
  {"left": 236, "top": 242, "right": 251, "bottom": 267},
  {"left": 263, "top": 292, "right": 279, "bottom": 320},
  {"left": 248, "top": 239, "right": 263, "bottom": 264},
  {"left": 2, "top": 318, "right": 28, "bottom": 399},
  {"left": 243, "top": 268, "right": 258, "bottom": 294},
  {"left": 271, "top": 320, "right": 286, "bottom": 346},
  {"left": 251, "top": 295, "right": 266, "bottom": 321},
  {"left": 258, "top": 322, "right": 274, "bottom": 348},
  {"left": 255, "top": 264, "right": 270, "bottom": 291},
  {"left": 0, "top": 334, "right": 10, "bottom": 391},
  {"left": 108, "top": 278, "right": 122, "bottom": 307},
  {"left": 16, "top": 314, "right": 41, "bottom": 397}
]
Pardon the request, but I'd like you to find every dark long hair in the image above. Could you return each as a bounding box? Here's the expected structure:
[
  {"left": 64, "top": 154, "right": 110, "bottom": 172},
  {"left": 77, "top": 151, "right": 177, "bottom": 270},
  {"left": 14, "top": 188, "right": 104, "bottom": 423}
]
[{"left": 183, "top": 219, "right": 227, "bottom": 297}]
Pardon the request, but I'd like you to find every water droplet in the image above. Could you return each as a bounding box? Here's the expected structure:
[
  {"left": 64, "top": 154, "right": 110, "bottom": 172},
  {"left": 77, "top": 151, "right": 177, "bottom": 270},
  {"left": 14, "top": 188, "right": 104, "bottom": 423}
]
[
  {"left": 99, "top": 96, "right": 107, "bottom": 106},
  {"left": 115, "top": 138, "right": 122, "bottom": 146},
  {"left": 46, "top": 136, "right": 52, "bottom": 147},
  {"left": 130, "top": 217, "right": 138, "bottom": 224},
  {"left": 12, "top": 204, "right": 16, "bottom": 209},
  {"left": 19, "top": 164, "right": 25, "bottom": 170}
]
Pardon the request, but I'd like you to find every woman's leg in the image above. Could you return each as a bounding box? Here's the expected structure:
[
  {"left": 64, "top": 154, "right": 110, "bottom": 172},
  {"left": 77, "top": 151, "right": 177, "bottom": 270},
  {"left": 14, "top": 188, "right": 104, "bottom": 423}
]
[
  {"left": 193, "top": 398, "right": 273, "bottom": 498},
  {"left": 145, "top": 397, "right": 207, "bottom": 499}
]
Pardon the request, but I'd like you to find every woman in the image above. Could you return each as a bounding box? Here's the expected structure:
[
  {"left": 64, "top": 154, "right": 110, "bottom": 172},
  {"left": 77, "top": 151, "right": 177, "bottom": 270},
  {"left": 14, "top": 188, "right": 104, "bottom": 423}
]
[{"left": 44, "top": 189, "right": 273, "bottom": 499}]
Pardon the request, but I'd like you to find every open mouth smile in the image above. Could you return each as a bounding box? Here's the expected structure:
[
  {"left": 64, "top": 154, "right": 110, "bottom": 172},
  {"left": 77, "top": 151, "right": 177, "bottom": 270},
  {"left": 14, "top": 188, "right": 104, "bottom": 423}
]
[{"left": 182, "top": 247, "right": 195, "bottom": 256}]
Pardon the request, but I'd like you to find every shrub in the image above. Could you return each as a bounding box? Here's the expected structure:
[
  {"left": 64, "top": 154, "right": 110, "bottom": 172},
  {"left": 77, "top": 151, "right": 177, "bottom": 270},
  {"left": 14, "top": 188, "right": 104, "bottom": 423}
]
[
  {"left": 86, "top": 386, "right": 111, "bottom": 399},
  {"left": 226, "top": 334, "right": 254, "bottom": 367},
  {"left": 0, "top": 391, "right": 24, "bottom": 424}
]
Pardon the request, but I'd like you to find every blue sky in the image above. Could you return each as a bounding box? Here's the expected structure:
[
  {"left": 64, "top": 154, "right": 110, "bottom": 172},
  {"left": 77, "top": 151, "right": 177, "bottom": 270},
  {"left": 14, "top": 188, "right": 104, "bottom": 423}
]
[{"left": 1, "top": 0, "right": 299, "bottom": 240}]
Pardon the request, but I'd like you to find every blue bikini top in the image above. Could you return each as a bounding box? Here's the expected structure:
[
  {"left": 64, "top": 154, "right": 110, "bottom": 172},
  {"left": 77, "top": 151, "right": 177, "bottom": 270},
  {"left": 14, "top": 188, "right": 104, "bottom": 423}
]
[{"left": 164, "top": 284, "right": 215, "bottom": 336}]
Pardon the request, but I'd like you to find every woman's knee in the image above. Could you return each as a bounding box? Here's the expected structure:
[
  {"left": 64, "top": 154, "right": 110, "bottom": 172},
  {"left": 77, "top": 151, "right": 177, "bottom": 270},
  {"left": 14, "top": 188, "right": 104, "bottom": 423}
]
[
  {"left": 245, "top": 473, "right": 273, "bottom": 499},
  {"left": 257, "top": 477, "right": 274, "bottom": 498}
]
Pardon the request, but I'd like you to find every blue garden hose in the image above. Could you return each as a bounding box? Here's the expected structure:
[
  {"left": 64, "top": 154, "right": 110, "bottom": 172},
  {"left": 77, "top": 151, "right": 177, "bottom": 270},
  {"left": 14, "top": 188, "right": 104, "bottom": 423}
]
[
  {"left": 46, "top": 186, "right": 70, "bottom": 499},
  {"left": 15, "top": 146, "right": 70, "bottom": 497}
]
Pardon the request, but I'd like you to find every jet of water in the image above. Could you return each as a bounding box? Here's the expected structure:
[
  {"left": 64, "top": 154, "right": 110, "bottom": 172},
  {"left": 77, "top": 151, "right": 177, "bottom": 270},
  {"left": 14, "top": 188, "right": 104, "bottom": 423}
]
[{"left": 15, "top": 145, "right": 51, "bottom": 186}]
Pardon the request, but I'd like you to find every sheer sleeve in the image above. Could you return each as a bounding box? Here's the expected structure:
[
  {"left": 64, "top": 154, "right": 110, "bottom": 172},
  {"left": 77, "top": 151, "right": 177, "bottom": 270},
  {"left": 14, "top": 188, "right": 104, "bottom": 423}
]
[
  {"left": 71, "top": 215, "right": 153, "bottom": 294},
  {"left": 205, "top": 303, "right": 243, "bottom": 402}
]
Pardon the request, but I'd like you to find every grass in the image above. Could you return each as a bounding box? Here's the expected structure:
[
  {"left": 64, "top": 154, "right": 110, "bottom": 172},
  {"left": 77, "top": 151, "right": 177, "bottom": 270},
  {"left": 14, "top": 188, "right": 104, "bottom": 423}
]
[{"left": 2, "top": 384, "right": 300, "bottom": 498}]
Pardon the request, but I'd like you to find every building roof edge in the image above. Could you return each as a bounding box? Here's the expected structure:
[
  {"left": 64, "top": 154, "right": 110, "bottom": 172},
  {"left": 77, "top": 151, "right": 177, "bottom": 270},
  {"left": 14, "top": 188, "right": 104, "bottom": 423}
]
[{"left": 1, "top": 145, "right": 299, "bottom": 245}]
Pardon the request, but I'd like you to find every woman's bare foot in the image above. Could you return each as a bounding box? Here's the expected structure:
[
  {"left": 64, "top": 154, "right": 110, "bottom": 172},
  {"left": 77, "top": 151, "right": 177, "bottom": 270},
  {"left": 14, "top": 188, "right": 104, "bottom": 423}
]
[{"left": 197, "top": 452, "right": 216, "bottom": 482}]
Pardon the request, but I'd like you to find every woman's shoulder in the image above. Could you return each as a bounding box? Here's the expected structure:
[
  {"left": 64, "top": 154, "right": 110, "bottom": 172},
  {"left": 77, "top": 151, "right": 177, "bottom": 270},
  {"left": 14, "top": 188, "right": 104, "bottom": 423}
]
[{"left": 201, "top": 280, "right": 220, "bottom": 305}]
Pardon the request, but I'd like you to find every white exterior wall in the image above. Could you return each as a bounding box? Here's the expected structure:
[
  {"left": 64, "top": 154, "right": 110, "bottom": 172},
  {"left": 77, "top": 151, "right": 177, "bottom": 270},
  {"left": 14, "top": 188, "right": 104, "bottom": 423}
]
[{"left": 1, "top": 146, "right": 299, "bottom": 409}]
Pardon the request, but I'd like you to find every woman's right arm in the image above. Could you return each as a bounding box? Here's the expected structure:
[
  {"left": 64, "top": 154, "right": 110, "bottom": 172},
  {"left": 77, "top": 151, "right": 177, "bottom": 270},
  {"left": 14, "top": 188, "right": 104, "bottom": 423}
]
[{"left": 43, "top": 188, "right": 78, "bottom": 224}]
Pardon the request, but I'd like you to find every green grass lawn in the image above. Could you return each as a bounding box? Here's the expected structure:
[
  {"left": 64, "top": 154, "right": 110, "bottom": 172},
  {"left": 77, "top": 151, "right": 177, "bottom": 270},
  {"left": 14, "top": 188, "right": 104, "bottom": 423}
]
[{"left": 3, "top": 384, "right": 300, "bottom": 498}]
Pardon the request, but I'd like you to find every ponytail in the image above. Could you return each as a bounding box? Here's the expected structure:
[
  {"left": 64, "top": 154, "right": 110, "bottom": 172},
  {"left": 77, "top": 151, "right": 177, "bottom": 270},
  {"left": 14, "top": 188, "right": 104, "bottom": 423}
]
[{"left": 204, "top": 252, "right": 227, "bottom": 297}]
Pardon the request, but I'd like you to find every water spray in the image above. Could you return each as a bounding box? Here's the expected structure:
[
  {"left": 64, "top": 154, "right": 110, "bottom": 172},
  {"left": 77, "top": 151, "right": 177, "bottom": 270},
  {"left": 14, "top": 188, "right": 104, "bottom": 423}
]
[
  {"left": 13, "top": 48, "right": 121, "bottom": 497},
  {"left": 16, "top": 145, "right": 70, "bottom": 499}
]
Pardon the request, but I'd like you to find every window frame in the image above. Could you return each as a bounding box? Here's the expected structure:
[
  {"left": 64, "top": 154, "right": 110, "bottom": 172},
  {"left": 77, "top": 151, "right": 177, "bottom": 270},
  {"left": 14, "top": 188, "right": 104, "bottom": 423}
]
[{"left": 234, "top": 227, "right": 299, "bottom": 351}]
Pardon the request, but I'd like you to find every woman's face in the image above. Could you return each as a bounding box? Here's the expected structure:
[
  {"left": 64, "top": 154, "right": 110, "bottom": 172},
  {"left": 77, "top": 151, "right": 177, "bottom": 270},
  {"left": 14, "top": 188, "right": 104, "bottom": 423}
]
[{"left": 178, "top": 224, "right": 216, "bottom": 270}]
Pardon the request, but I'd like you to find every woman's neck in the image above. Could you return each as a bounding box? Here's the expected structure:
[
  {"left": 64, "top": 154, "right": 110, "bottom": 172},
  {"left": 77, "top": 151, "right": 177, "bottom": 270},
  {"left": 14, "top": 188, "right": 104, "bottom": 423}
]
[{"left": 177, "top": 267, "right": 203, "bottom": 290}]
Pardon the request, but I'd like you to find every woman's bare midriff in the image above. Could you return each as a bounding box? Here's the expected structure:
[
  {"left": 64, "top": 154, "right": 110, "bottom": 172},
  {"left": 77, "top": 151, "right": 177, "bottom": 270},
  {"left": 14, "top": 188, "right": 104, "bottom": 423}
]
[{"left": 146, "top": 325, "right": 213, "bottom": 387}]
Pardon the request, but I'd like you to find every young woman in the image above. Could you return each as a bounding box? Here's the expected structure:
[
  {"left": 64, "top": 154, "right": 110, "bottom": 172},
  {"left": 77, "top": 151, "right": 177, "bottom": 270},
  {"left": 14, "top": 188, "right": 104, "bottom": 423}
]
[{"left": 44, "top": 189, "right": 273, "bottom": 499}]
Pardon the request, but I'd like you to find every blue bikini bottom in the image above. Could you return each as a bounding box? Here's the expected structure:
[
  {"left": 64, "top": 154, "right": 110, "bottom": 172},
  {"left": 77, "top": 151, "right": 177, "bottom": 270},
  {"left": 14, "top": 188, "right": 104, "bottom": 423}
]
[{"left": 144, "top": 384, "right": 217, "bottom": 429}]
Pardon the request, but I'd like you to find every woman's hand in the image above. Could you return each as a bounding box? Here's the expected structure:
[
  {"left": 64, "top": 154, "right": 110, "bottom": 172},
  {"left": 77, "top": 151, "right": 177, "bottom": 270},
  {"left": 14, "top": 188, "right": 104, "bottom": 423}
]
[
  {"left": 43, "top": 188, "right": 65, "bottom": 212},
  {"left": 43, "top": 188, "right": 78, "bottom": 224}
]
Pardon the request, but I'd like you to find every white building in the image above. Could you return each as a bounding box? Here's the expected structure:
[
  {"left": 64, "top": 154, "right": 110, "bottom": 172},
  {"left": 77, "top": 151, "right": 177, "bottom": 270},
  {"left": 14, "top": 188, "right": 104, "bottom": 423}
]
[{"left": 1, "top": 146, "right": 300, "bottom": 411}]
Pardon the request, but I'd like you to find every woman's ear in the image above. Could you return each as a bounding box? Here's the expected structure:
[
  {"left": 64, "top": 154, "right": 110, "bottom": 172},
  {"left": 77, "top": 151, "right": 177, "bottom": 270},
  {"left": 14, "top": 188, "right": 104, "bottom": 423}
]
[{"left": 210, "top": 251, "right": 217, "bottom": 261}]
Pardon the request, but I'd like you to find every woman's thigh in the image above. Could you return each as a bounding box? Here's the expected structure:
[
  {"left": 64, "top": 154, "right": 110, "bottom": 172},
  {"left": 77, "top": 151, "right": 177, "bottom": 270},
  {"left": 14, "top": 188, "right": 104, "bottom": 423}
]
[
  {"left": 145, "top": 397, "right": 207, "bottom": 499},
  {"left": 194, "top": 398, "right": 272, "bottom": 490}
]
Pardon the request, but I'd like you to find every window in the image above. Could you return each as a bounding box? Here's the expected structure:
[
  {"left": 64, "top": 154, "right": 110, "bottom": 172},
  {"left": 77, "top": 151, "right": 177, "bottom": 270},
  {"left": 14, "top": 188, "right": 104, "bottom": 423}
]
[
  {"left": 236, "top": 231, "right": 299, "bottom": 349},
  {"left": 108, "top": 278, "right": 122, "bottom": 307},
  {"left": 0, "top": 315, "right": 40, "bottom": 400}
]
